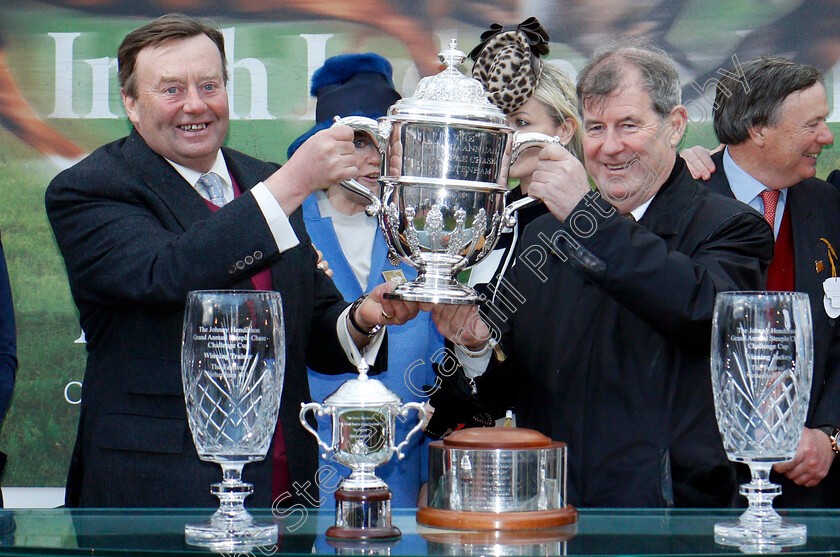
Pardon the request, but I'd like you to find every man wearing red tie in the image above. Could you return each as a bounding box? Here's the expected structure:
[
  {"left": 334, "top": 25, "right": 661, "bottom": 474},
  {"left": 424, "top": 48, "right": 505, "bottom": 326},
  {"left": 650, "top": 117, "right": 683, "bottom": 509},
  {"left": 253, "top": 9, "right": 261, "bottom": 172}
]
[{"left": 701, "top": 56, "right": 840, "bottom": 507}]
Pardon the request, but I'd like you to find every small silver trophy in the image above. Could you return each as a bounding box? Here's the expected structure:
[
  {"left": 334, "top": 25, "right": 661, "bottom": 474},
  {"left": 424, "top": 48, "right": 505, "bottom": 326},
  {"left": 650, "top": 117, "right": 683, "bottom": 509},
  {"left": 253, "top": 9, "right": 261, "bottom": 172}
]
[
  {"left": 711, "top": 291, "right": 813, "bottom": 552},
  {"left": 335, "top": 40, "right": 560, "bottom": 304},
  {"left": 300, "top": 360, "right": 427, "bottom": 540}
]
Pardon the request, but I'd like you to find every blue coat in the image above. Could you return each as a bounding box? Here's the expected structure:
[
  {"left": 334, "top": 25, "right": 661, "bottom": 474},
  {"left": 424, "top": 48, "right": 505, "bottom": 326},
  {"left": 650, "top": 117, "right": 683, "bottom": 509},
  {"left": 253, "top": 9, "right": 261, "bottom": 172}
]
[{"left": 303, "top": 194, "right": 442, "bottom": 508}]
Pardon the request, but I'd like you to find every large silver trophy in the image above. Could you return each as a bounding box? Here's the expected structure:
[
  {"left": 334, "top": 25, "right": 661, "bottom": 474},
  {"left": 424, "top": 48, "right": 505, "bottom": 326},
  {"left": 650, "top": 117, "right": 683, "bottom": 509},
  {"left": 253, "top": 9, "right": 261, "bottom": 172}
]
[
  {"left": 336, "top": 40, "right": 560, "bottom": 304},
  {"left": 711, "top": 291, "right": 813, "bottom": 552},
  {"left": 181, "top": 290, "right": 285, "bottom": 550},
  {"left": 300, "top": 360, "right": 427, "bottom": 540}
]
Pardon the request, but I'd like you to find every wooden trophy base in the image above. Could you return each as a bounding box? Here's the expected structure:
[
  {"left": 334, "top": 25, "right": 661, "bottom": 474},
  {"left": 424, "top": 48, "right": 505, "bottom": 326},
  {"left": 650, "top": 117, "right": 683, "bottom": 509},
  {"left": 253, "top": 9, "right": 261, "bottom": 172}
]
[
  {"left": 325, "top": 524, "right": 401, "bottom": 540},
  {"left": 325, "top": 486, "right": 401, "bottom": 540},
  {"left": 416, "top": 505, "right": 578, "bottom": 531}
]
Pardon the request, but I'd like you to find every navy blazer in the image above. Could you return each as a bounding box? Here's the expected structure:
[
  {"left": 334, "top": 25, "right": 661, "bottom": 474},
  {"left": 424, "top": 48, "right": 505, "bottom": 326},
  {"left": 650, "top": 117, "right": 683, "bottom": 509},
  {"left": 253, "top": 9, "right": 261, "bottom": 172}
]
[
  {"left": 46, "top": 129, "right": 355, "bottom": 507},
  {"left": 704, "top": 150, "right": 840, "bottom": 507}
]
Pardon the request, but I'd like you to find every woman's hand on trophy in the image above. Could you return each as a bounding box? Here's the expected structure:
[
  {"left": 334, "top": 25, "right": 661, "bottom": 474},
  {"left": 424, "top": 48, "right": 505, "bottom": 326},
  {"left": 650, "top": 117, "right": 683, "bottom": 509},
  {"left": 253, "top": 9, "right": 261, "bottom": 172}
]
[
  {"left": 313, "top": 244, "right": 333, "bottom": 278},
  {"left": 361, "top": 281, "right": 422, "bottom": 327},
  {"left": 528, "top": 144, "right": 590, "bottom": 222}
]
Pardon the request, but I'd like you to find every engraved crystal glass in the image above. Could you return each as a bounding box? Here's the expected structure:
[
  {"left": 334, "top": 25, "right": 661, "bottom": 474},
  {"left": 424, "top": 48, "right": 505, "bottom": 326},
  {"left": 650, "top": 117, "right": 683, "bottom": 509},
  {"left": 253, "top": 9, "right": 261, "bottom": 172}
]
[
  {"left": 181, "top": 290, "right": 285, "bottom": 550},
  {"left": 711, "top": 291, "right": 813, "bottom": 552}
]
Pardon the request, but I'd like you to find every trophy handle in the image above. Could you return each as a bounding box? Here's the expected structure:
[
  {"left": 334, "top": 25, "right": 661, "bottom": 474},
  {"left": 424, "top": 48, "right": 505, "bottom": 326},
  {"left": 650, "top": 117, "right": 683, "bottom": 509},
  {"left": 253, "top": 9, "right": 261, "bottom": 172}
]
[
  {"left": 503, "top": 132, "right": 563, "bottom": 228},
  {"left": 299, "top": 402, "right": 333, "bottom": 456},
  {"left": 331, "top": 116, "right": 386, "bottom": 217},
  {"left": 392, "top": 402, "right": 428, "bottom": 460},
  {"left": 510, "top": 131, "right": 561, "bottom": 165},
  {"left": 502, "top": 194, "right": 543, "bottom": 229}
]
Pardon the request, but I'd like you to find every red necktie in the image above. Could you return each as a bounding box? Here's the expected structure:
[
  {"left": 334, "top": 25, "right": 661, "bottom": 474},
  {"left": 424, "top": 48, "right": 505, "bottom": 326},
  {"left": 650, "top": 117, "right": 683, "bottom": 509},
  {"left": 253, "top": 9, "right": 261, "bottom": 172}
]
[{"left": 759, "top": 189, "right": 780, "bottom": 231}]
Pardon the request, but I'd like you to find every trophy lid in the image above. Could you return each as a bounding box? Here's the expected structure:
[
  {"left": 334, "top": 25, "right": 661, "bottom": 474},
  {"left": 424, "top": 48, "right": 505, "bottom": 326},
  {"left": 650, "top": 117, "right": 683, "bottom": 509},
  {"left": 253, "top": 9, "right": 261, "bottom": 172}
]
[
  {"left": 323, "top": 359, "right": 403, "bottom": 407},
  {"left": 387, "top": 39, "right": 508, "bottom": 126},
  {"left": 442, "top": 427, "right": 555, "bottom": 449}
]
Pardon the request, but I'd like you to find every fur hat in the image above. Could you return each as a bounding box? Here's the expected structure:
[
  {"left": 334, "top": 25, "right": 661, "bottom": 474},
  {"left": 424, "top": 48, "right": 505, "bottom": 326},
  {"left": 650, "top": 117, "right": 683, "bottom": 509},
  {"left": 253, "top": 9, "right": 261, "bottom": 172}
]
[
  {"left": 287, "top": 53, "right": 401, "bottom": 158},
  {"left": 469, "top": 17, "right": 550, "bottom": 115}
]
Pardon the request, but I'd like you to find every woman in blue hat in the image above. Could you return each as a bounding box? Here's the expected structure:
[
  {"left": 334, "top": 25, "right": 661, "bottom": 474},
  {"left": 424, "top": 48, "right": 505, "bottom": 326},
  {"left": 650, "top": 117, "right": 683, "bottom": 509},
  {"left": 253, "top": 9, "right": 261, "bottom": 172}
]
[{"left": 289, "top": 53, "right": 443, "bottom": 509}]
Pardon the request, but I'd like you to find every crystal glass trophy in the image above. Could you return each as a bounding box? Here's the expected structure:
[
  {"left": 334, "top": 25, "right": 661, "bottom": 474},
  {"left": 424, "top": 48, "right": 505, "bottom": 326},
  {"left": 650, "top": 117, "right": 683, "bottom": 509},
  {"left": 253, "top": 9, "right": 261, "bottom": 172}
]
[
  {"left": 181, "top": 290, "right": 285, "bottom": 550},
  {"left": 711, "top": 291, "right": 813, "bottom": 552}
]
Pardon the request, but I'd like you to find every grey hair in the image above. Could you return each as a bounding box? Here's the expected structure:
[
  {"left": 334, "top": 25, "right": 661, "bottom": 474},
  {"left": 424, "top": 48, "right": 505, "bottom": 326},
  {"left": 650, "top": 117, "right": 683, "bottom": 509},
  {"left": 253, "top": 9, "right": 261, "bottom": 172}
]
[
  {"left": 576, "top": 39, "right": 681, "bottom": 119},
  {"left": 714, "top": 56, "right": 823, "bottom": 145}
]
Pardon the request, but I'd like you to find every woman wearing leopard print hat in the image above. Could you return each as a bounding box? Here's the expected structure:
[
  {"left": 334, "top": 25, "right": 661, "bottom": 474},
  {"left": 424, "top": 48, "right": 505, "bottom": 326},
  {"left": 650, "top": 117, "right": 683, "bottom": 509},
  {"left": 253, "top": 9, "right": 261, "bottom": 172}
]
[{"left": 466, "top": 18, "right": 583, "bottom": 301}]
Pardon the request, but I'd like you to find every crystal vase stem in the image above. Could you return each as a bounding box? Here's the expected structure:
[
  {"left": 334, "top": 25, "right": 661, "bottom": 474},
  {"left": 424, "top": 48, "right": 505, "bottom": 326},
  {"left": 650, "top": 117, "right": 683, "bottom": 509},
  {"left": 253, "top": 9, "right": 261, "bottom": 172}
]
[
  {"left": 739, "top": 463, "right": 783, "bottom": 527},
  {"left": 211, "top": 462, "right": 252, "bottom": 525}
]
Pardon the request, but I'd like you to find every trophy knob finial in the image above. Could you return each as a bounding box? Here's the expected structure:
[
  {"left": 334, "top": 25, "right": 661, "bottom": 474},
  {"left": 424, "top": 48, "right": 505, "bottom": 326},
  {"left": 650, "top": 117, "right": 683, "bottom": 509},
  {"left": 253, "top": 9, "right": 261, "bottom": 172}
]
[
  {"left": 356, "top": 358, "right": 370, "bottom": 381},
  {"left": 438, "top": 39, "right": 466, "bottom": 69}
]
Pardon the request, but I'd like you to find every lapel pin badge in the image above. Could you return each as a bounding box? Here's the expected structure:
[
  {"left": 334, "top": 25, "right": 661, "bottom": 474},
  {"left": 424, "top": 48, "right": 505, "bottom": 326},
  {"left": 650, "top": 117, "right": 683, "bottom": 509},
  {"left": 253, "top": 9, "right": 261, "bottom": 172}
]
[
  {"left": 819, "top": 238, "right": 840, "bottom": 318},
  {"left": 383, "top": 269, "right": 408, "bottom": 285}
]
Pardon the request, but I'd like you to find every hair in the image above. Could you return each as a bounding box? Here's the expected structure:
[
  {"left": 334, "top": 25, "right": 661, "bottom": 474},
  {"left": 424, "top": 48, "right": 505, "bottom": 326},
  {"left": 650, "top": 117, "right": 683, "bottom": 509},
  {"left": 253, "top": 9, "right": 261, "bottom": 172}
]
[
  {"left": 714, "top": 56, "right": 823, "bottom": 145},
  {"left": 118, "top": 13, "right": 227, "bottom": 98},
  {"left": 576, "top": 39, "right": 681, "bottom": 120},
  {"left": 531, "top": 63, "right": 583, "bottom": 160}
]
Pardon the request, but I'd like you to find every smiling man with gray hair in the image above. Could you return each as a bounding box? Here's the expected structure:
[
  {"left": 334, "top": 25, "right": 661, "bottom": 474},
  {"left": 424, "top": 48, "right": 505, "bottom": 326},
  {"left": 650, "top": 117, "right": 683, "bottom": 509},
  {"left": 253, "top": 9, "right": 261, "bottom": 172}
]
[{"left": 429, "top": 40, "right": 775, "bottom": 507}]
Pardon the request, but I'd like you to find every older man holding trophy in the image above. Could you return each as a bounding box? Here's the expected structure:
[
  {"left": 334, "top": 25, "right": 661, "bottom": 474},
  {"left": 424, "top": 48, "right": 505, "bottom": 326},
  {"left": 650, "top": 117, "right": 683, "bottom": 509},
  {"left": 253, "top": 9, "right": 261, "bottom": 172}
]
[{"left": 428, "top": 39, "right": 775, "bottom": 508}]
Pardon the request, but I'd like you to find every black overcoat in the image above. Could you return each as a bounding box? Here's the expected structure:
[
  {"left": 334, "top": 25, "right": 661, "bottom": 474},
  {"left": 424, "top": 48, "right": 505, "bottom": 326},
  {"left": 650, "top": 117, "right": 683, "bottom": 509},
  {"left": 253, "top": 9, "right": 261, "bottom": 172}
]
[{"left": 475, "top": 157, "right": 774, "bottom": 507}]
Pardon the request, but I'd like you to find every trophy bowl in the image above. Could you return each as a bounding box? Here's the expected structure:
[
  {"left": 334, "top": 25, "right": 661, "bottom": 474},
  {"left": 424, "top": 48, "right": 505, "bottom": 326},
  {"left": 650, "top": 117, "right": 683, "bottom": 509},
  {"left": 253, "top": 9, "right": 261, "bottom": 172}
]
[
  {"left": 335, "top": 40, "right": 559, "bottom": 304},
  {"left": 376, "top": 177, "right": 507, "bottom": 303}
]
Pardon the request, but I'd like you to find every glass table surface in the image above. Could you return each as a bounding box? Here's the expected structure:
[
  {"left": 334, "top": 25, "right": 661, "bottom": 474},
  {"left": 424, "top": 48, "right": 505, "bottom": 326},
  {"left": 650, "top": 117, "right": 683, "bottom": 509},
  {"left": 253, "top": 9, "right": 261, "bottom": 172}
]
[{"left": 0, "top": 507, "right": 839, "bottom": 556}]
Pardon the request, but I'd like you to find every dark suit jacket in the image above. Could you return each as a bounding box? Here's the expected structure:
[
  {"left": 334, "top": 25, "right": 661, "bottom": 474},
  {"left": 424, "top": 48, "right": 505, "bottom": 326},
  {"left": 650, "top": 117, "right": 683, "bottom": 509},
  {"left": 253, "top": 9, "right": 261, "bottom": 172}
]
[
  {"left": 0, "top": 236, "right": 15, "bottom": 425},
  {"left": 473, "top": 157, "right": 773, "bottom": 507},
  {"left": 705, "top": 150, "right": 840, "bottom": 507},
  {"left": 825, "top": 169, "right": 840, "bottom": 192},
  {"left": 45, "top": 129, "right": 357, "bottom": 508}
]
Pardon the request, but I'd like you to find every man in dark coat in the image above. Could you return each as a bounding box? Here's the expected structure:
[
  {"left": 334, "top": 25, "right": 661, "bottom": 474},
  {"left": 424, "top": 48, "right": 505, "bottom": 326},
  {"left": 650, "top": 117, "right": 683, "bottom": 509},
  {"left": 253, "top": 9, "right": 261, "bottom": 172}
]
[
  {"left": 430, "top": 41, "right": 774, "bottom": 507},
  {"left": 45, "top": 13, "right": 418, "bottom": 508},
  {"left": 700, "top": 56, "right": 840, "bottom": 507}
]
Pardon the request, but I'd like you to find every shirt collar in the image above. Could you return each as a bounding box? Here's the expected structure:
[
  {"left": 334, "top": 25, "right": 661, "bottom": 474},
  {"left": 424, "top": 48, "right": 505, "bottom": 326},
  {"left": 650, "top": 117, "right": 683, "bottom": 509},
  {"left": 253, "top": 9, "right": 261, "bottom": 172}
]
[
  {"left": 629, "top": 195, "right": 654, "bottom": 221},
  {"left": 166, "top": 151, "right": 232, "bottom": 189},
  {"left": 722, "top": 146, "right": 788, "bottom": 205}
]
